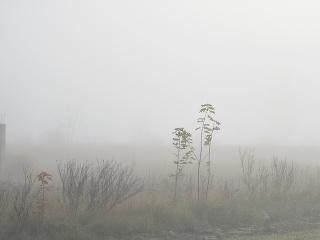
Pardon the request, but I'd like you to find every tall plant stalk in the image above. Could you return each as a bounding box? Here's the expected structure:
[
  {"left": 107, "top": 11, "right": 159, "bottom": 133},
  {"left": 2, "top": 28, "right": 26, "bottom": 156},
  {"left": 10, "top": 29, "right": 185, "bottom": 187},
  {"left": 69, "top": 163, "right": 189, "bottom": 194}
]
[
  {"left": 172, "top": 104, "right": 220, "bottom": 202},
  {"left": 172, "top": 128, "right": 192, "bottom": 202},
  {"left": 194, "top": 104, "right": 220, "bottom": 201}
]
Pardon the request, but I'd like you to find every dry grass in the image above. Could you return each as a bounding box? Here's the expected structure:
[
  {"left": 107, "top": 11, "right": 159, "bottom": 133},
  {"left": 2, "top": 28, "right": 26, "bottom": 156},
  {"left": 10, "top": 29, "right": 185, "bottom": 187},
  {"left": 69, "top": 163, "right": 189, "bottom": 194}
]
[{"left": 1, "top": 146, "right": 320, "bottom": 239}]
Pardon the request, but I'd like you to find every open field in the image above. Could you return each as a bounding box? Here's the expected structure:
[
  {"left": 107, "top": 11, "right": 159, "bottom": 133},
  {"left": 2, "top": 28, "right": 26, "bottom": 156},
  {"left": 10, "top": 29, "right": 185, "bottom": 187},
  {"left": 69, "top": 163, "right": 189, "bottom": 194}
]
[
  {"left": 1, "top": 143, "right": 320, "bottom": 239},
  {"left": 2, "top": 0, "right": 320, "bottom": 239}
]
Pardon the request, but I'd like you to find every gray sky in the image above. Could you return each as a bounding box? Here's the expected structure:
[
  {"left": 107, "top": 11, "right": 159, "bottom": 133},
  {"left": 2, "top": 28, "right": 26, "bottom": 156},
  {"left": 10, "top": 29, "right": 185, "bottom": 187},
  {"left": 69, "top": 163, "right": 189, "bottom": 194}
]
[{"left": 1, "top": 0, "right": 320, "bottom": 145}]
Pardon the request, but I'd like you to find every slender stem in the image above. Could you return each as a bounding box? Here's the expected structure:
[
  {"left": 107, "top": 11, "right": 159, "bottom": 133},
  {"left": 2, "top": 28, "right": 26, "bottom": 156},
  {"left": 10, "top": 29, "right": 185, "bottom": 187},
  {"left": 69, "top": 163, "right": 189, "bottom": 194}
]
[
  {"left": 197, "top": 110, "right": 207, "bottom": 202},
  {"left": 206, "top": 143, "right": 211, "bottom": 198},
  {"left": 206, "top": 123, "right": 215, "bottom": 198},
  {"left": 174, "top": 134, "right": 181, "bottom": 203}
]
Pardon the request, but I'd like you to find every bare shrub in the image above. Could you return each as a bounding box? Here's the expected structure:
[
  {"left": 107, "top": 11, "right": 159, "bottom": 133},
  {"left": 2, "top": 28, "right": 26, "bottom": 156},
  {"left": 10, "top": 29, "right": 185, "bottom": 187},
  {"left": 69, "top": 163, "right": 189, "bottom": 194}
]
[
  {"left": 270, "top": 156, "right": 297, "bottom": 194},
  {"left": 239, "top": 148, "right": 298, "bottom": 198},
  {"left": 239, "top": 148, "right": 260, "bottom": 197},
  {"left": 216, "top": 178, "right": 239, "bottom": 199},
  {"left": 9, "top": 165, "right": 39, "bottom": 231},
  {"left": 86, "top": 160, "right": 144, "bottom": 215},
  {"left": 57, "top": 160, "right": 91, "bottom": 217},
  {"left": 56, "top": 159, "right": 144, "bottom": 218},
  {"left": 257, "top": 162, "right": 270, "bottom": 198}
]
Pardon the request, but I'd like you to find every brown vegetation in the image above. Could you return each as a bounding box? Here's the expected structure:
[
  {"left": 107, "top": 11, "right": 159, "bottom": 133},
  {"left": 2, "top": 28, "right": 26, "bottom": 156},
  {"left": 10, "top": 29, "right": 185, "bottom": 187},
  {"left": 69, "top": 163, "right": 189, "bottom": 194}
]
[{"left": 1, "top": 148, "right": 320, "bottom": 239}]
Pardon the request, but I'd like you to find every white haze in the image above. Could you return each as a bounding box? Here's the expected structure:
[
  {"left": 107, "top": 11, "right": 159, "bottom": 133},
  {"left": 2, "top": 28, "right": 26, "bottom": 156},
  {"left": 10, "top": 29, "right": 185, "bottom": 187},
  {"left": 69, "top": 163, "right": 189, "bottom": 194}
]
[{"left": 1, "top": 0, "right": 320, "bottom": 145}]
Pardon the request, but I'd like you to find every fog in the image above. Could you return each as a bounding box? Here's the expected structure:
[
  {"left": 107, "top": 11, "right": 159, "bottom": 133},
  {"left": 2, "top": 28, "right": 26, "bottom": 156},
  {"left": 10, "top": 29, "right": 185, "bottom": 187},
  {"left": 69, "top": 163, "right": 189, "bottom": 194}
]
[
  {"left": 3, "top": 3, "right": 320, "bottom": 238},
  {"left": 1, "top": 1, "right": 320, "bottom": 146}
]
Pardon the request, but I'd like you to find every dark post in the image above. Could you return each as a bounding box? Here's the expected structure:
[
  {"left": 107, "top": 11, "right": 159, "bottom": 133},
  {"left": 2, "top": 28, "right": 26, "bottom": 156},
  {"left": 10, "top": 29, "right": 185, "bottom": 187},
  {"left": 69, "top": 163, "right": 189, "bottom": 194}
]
[{"left": 0, "top": 115, "right": 5, "bottom": 174}]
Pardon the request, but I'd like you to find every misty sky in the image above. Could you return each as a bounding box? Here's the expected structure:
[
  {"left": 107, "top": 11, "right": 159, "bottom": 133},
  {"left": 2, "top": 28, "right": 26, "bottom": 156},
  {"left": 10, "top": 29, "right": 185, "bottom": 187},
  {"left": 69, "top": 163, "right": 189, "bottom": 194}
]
[{"left": 1, "top": 1, "right": 320, "bottom": 145}]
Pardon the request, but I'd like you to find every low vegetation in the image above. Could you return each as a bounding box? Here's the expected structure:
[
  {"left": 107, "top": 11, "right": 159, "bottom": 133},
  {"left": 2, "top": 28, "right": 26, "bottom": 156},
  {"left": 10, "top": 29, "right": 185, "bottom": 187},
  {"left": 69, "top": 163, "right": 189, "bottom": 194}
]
[
  {"left": 1, "top": 104, "right": 320, "bottom": 240},
  {"left": 2, "top": 151, "right": 320, "bottom": 240}
]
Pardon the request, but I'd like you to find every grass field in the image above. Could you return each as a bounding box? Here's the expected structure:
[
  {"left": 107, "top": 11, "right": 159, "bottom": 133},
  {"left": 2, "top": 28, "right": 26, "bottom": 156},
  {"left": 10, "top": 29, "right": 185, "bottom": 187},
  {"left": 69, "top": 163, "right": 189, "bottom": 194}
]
[{"left": 1, "top": 144, "right": 320, "bottom": 239}]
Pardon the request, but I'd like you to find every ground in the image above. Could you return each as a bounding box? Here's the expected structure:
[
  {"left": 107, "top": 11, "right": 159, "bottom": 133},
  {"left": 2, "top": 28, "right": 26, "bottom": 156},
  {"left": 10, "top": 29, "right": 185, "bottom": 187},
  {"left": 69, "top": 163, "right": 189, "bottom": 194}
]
[{"left": 119, "top": 219, "right": 320, "bottom": 240}]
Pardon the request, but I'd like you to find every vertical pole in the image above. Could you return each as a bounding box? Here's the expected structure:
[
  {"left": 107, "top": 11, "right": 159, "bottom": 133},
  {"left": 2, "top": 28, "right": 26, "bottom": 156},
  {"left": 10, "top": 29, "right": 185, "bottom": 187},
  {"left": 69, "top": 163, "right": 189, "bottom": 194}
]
[{"left": 0, "top": 124, "right": 5, "bottom": 174}]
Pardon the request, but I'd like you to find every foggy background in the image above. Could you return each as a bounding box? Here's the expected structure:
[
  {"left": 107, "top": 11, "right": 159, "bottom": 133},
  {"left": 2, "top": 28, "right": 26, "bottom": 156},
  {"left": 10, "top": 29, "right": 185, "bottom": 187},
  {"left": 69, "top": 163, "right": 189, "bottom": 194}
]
[{"left": 1, "top": 0, "right": 320, "bottom": 146}]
